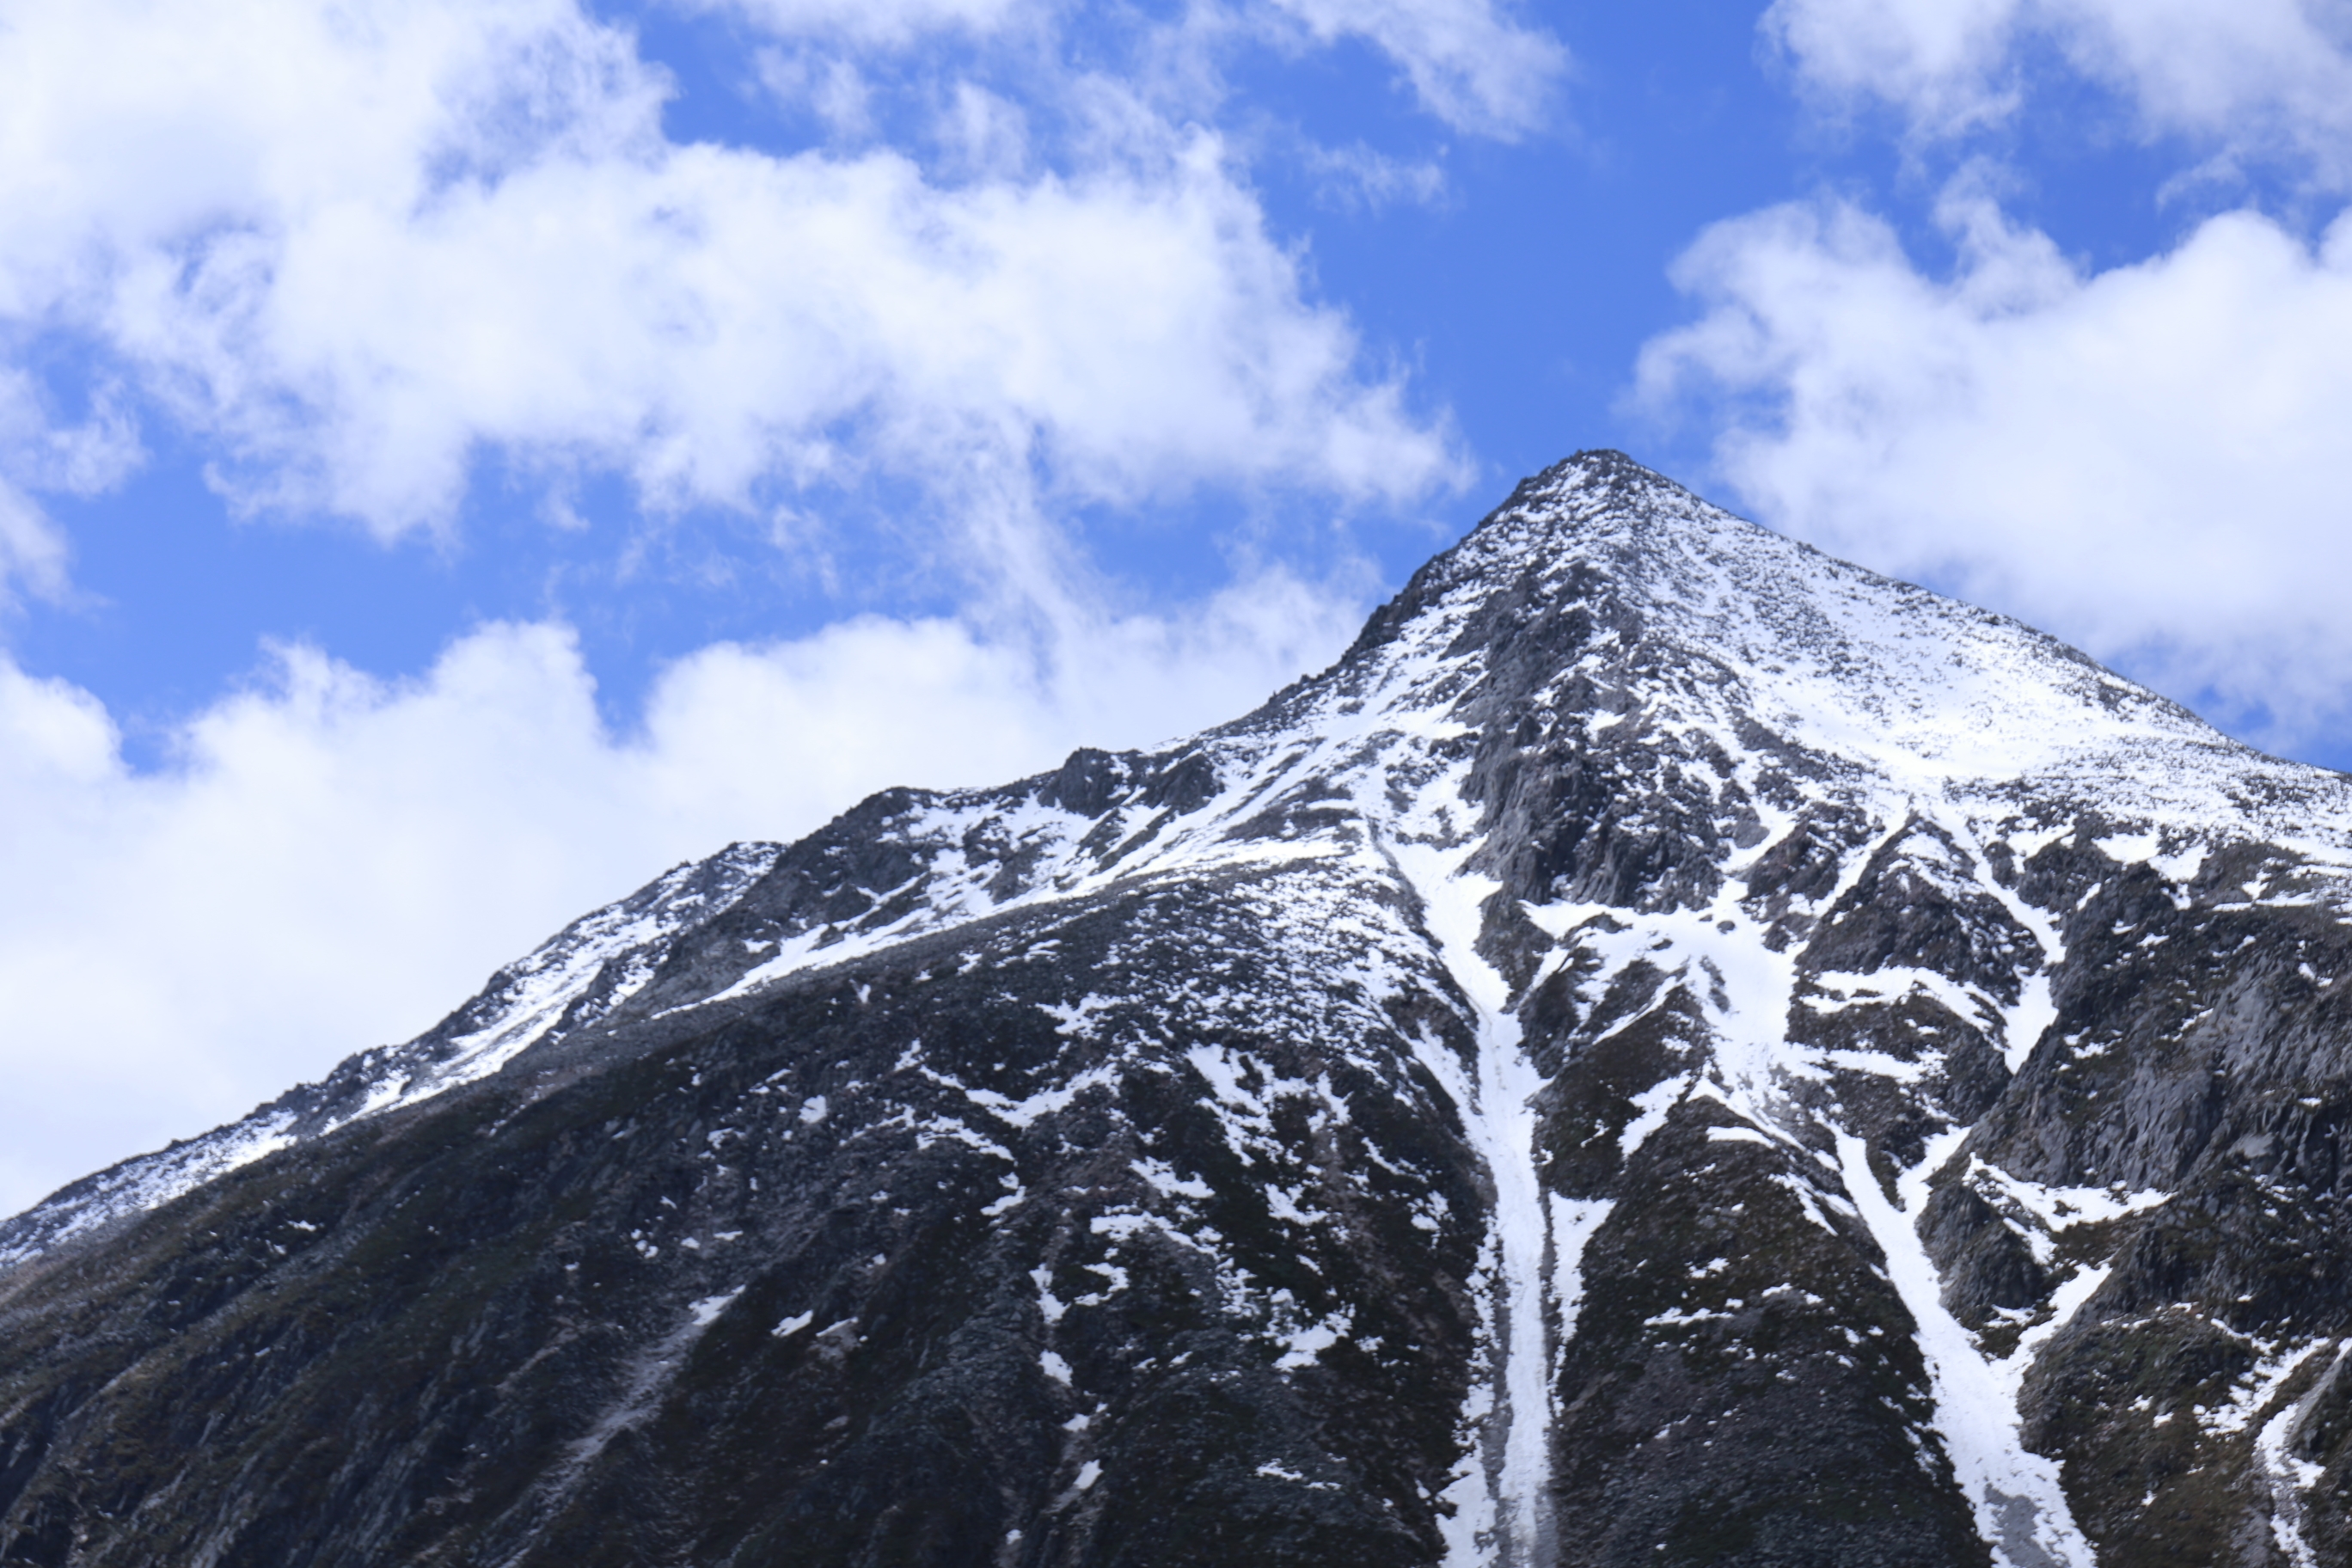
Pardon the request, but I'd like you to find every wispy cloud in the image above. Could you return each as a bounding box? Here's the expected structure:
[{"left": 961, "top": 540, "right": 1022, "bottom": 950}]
[
  {"left": 690, "top": 0, "right": 1031, "bottom": 49},
  {"left": 701, "top": 0, "right": 1569, "bottom": 142},
  {"left": 1765, "top": 0, "right": 2352, "bottom": 182},
  {"left": 1298, "top": 140, "right": 1450, "bottom": 213},
  {"left": 1257, "top": 0, "right": 1566, "bottom": 139}
]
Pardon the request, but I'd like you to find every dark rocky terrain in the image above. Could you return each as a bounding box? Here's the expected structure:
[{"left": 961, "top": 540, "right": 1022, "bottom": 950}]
[{"left": 5, "top": 451, "right": 2352, "bottom": 1567}]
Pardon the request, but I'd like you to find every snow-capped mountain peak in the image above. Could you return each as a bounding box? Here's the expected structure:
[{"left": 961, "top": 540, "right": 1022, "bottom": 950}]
[{"left": 6, "top": 453, "right": 2350, "bottom": 1568}]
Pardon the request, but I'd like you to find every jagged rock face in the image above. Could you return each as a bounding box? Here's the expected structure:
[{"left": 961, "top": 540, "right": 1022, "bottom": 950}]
[{"left": 4, "top": 451, "right": 2352, "bottom": 1568}]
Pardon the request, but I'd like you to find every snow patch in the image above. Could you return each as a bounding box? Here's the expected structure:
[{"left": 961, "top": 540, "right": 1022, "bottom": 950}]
[
  {"left": 688, "top": 1289, "right": 742, "bottom": 1327},
  {"left": 1393, "top": 840, "right": 1553, "bottom": 1568}
]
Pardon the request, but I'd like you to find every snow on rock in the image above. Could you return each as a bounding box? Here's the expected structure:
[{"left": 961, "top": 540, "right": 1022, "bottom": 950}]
[
  {"left": 9, "top": 453, "right": 2352, "bottom": 1565},
  {"left": 0, "top": 842, "right": 779, "bottom": 1265}
]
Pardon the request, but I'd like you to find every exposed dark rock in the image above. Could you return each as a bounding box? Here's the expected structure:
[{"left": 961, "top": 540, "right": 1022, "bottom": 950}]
[{"left": 6, "top": 452, "right": 2352, "bottom": 1566}]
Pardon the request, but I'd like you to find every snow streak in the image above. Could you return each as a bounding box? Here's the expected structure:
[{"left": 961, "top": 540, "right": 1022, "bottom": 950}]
[{"left": 1396, "top": 843, "right": 1558, "bottom": 1568}]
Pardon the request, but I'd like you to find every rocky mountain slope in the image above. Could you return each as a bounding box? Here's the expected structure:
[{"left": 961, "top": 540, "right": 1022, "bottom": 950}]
[{"left": 4, "top": 451, "right": 2351, "bottom": 1567}]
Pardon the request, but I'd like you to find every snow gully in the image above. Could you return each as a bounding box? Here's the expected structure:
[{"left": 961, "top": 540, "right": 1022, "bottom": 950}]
[{"left": 1395, "top": 841, "right": 1569, "bottom": 1568}]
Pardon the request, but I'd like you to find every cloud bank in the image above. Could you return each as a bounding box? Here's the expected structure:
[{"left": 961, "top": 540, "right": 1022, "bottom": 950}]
[{"left": 0, "top": 0, "right": 1468, "bottom": 553}]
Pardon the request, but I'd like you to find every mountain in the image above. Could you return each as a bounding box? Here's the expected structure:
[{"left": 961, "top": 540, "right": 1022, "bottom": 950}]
[{"left": 5, "top": 450, "right": 2352, "bottom": 1568}]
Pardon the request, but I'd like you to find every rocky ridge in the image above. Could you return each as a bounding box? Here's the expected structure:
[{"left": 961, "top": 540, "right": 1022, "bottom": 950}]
[{"left": 3, "top": 451, "right": 2350, "bottom": 1566}]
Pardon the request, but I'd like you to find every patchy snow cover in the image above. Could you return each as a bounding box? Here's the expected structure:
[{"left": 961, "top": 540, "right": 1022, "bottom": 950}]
[
  {"left": 0, "top": 1112, "right": 302, "bottom": 1271},
  {"left": 1968, "top": 1158, "right": 2173, "bottom": 1267},
  {"left": 15, "top": 455, "right": 2352, "bottom": 1562}
]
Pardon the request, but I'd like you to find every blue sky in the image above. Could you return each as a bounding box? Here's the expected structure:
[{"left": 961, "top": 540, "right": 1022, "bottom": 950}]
[{"left": 4, "top": 0, "right": 2351, "bottom": 1214}]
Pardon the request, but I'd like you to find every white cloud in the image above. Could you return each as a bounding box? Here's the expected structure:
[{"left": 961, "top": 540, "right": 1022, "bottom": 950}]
[
  {"left": 149, "top": 130, "right": 1455, "bottom": 531},
  {"left": 1637, "top": 188, "right": 2352, "bottom": 750},
  {"left": 1763, "top": 0, "right": 2024, "bottom": 132},
  {"left": 0, "top": 0, "right": 1462, "bottom": 550},
  {"left": 1766, "top": 0, "right": 2352, "bottom": 177},
  {"left": 1259, "top": 0, "right": 1566, "bottom": 138},
  {"left": 0, "top": 574, "right": 1369, "bottom": 1218}
]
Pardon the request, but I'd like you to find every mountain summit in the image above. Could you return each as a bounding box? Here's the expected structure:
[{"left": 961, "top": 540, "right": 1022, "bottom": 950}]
[{"left": 5, "top": 452, "right": 2351, "bottom": 1567}]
